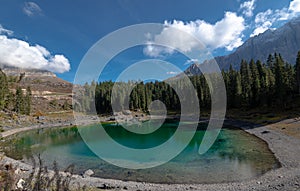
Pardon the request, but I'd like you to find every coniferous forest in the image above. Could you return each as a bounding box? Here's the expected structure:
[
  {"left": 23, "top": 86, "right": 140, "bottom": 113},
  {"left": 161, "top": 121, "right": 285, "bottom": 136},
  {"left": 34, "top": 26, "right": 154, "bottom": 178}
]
[
  {"left": 74, "top": 51, "right": 300, "bottom": 115},
  {"left": 0, "top": 69, "right": 31, "bottom": 115}
]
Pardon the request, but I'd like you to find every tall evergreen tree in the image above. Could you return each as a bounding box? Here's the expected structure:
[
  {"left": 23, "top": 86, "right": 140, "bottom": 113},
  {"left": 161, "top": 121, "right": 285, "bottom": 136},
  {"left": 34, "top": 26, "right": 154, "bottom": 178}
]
[
  {"left": 0, "top": 69, "right": 9, "bottom": 110},
  {"left": 256, "top": 60, "right": 268, "bottom": 105},
  {"left": 24, "top": 86, "right": 32, "bottom": 115},
  {"left": 240, "top": 60, "right": 252, "bottom": 105},
  {"left": 274, "top": 53, "right": 286, "bottom": 104},
  {"left": 267, "top": 54, "right": 275, "bottom": 71},
  {"left": 296, "top": 51, "right": 300, "bottom": 94},
  {"left": 15, "top": 86, "right": 25, "bottom": 114},
  {"left": 249, "top": 59, "right": 260, "bottom": 106},
  {"left": 228, "top": 64, "right": 236, "bottom": 107}
]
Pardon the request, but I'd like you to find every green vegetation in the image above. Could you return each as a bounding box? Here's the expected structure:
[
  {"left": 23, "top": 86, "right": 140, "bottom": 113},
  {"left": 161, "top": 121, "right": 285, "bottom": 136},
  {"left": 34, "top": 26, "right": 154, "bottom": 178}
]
[
  {"left": 0, "top": 69, "right": 32, "bottom": 115},
  {"left": 0, "top": 70, "right": 9, "bottom": 110},
  {"left": 77, "top": 51, "right": 300, "bottom": 115},
  {"left": 224, "top": 52, "right": 297, "bottom": 108}
]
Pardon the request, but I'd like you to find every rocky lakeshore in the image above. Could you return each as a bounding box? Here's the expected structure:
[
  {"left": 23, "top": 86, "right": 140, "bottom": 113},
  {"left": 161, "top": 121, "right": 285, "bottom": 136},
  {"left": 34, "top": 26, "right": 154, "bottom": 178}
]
[{"left": 1, "top": 117, "right": 300, "bottom": 191}]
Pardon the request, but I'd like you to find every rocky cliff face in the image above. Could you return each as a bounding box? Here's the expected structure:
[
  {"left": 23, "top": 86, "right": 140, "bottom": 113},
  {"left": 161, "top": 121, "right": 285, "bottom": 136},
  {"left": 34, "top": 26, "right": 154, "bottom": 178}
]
[
  {"left": 1, "top": 65, "right": 56, "bottom": 78},
  {"left": 185, "top": 16, "right": 300, "bottom": 74}
]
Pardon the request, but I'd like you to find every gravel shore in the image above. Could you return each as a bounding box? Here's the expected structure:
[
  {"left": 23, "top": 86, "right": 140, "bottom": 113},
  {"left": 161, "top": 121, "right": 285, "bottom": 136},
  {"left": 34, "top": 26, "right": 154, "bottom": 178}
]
[{"left": 1, "top": 118, "right": 300, "bottom": 191}]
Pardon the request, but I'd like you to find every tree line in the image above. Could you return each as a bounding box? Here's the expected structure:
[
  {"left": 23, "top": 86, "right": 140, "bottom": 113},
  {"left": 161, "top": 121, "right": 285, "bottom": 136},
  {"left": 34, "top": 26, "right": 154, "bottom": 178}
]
[
  {"left": 224, "top": 52, "right": 300, "bottom": 108},
  {"left": 0, "top": 69, "right": 31, "bottom": 115},
  {"left": 70, "top": 51, "right": 300, "bottom": 115}
]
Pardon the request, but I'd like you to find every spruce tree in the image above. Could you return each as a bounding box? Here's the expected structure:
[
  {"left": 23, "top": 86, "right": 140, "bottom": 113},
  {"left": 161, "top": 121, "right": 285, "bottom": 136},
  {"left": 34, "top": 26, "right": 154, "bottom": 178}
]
[
  {"left": 15, "top": 86, "right": 25, "bottom": 114},
  {"left": 296, "top": 51, "right": 300, "bottom": 94},
  {"left": 256, "top": 60, "right": 268, "bottom": 105},
  {"left": 274, "top": 53, "right": 286, "bottom": 104},
  {"left": 228, "top": 64, "right": 236, "bottom": 107},
  {"left": 267, "top": 54, "right": 274, "bottom": 71},
  {"left": 0, "top": 69, "right": 9, "bottom": 110},
  {"left": 24, "top": 86, "right": 32, "bottom": 115},
  {"left": 240, "top": 60, "right": 252, "bottom": 106},
  {"left": 249, "top": 59, "right": 260, "bottom": 106}
]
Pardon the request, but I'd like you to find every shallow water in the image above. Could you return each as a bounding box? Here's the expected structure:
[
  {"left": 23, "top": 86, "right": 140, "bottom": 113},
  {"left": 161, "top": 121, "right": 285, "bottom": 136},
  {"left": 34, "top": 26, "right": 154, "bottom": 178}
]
[{"left": 0, "top": 121, "right": 280, "bottom": 184}]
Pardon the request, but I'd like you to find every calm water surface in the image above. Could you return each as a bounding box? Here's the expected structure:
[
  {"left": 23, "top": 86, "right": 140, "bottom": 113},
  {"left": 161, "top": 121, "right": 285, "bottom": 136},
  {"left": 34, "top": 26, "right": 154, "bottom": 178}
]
[{"left": 0, "top": 121, "right": 280, "bottom": 184}]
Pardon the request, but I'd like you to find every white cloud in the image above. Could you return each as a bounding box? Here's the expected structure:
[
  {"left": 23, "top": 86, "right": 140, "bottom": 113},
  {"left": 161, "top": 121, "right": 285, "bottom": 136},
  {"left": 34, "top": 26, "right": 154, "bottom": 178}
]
[
  {"left": 289, "top": 0, "right": 300, "bottom": 13},
  {"left": 0, "top": 35, "right": 70, "bottom": 73},
  {"left": 251, "top": 0, "right": 300, "bottom": 37},
  {"left": 240, "top": 0, "right": 256, "bottom": 17},
  {"left": 250, "top": 22, "right": 272, "bottom": 37},
  {"left": 250, "top": 9, "right": 274, "bottom": 37},
  {"left": 166, "top": 71, "right": 178, "bottom": 75},
  {"left": 23, "top": 2, "right": 42, "bottom": 17},
  {"left": 144, "top": 12, "right": 245, "bottom": 57},
  {"left": 184, "top": 58, "right": 199, "bottom": 65},
  {"left": 0, "top": 25, "right": 13, "bottom": 36},
  {"left": 254, "top": 9, "right": 273, "bottom": 23},
  {"left": 143, "top": 42, "right": 174, "bottom": 58}
]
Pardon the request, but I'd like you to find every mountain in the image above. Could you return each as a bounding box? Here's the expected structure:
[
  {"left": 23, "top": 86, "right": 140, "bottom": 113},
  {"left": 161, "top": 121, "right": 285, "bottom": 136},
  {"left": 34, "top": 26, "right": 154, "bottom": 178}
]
[
  {"left": 185, "top": 16, "right": 300, "bottom": 74},
  {"left": 1, "top": 65, "right": 72, "bottom": 113},
  {"left": 1, "top": 65, "right": 56, "bottom": 78}
]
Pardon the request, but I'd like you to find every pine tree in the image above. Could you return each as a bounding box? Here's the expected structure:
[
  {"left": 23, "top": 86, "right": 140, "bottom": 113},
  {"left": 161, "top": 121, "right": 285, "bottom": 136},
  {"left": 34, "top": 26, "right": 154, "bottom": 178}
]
[
  {"left": 296, "top": 51, "right": 300, "bottom": 94},
  {"left": 240, "top": 60, "right": 252, "bottom": 106},
  {"left": 228, "top": 64, "right": 236, "bottom": 107},
  {"left": 274, "top": 53, "right": 286, "bottom": 104},
  {"left": 24, "top": 86, "right": 32, "bottom": 115},
  {"left": 285, "top": 62, "right": 295, "bottom": 96},
  {"left": 0, "top": 69, "right": 9, "bottom": 110},
  {"left": 265, "top": 67, "right": 275, "bottom": 106},
  {"left": 233, "top": 72, "right": 242, "bottom": 107},
  {"left": 250, "top": 59, "right": 260, "bottom": 106},
  {"left": 267, "top": 54, "right": 274, "bottom": 71},
  {"left": 256, "top": 60, "right": 268, "bottom": 106},
  {"left": 5, "top": 91, "right": 14, "bottom": 110},
  {"left": 15, "top": 86, "right": 25, "bottom": 114}
]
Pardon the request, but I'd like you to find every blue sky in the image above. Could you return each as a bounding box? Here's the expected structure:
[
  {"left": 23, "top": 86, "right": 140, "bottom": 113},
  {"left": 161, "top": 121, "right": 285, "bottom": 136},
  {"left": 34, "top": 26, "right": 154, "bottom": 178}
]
[{"left": 0, "top": 0, "right": 300, "bottom": 82}]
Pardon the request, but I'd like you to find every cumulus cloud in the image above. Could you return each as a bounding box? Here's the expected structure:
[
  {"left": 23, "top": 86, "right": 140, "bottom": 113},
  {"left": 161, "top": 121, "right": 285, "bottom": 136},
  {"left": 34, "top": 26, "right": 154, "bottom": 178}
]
[
  {"left": 251, "top": 0, "right": 300, "bottom": 37},
  {"left": 23, "top": 2, "right": 42, "bottom": 17},
  {"left": 144, "top": 12, "right": 245, "bottom": 57},
  {"left": 289, "top": 0, "right": 300, "bottom": 13},
  {"left": 0, "top": 25, "right": 13, "bottom": 36},
  {"left": 240, "top": 0, "right": 256, "bottom": 17},
  {"left": 0, "top": 34, "right": 70, "bottom": 73}
]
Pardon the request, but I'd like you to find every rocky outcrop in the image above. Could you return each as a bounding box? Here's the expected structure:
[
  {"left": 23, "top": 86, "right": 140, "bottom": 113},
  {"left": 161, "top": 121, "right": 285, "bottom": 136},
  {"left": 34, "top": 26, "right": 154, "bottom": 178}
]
[{"left": 1, "top": 65, "right": 56, "bottom": 78}]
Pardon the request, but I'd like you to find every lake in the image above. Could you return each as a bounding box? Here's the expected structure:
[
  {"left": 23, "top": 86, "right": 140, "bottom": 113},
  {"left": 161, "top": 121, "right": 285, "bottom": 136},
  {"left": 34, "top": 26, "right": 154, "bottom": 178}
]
[{"left": 0, "top": 121, "right": 280, "bottom": 184}]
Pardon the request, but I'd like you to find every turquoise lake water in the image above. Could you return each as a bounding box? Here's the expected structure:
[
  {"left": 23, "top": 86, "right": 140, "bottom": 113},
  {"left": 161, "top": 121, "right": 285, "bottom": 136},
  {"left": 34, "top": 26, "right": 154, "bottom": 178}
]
[{"left": 0, "top": 121, "right": 280, "bottom": 184}]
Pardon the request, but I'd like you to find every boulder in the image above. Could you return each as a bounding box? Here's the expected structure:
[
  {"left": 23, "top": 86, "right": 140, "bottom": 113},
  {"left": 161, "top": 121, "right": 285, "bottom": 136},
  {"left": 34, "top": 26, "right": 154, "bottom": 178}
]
[
  {"left": 16, "top": 179, "right": 25, "bottom": 189},
  {"left": 83, "top": 169, "right": 94, "bottom": 178}
]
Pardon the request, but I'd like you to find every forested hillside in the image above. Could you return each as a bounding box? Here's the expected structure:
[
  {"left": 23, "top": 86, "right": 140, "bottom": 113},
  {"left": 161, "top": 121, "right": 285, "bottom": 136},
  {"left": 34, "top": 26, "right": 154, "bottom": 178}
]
[
  {"left": 77, "top": 51, "right": 300, "bottom": 115},
  {"left": 0, "top": 69, "right": 31, "bottom": 115}
]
